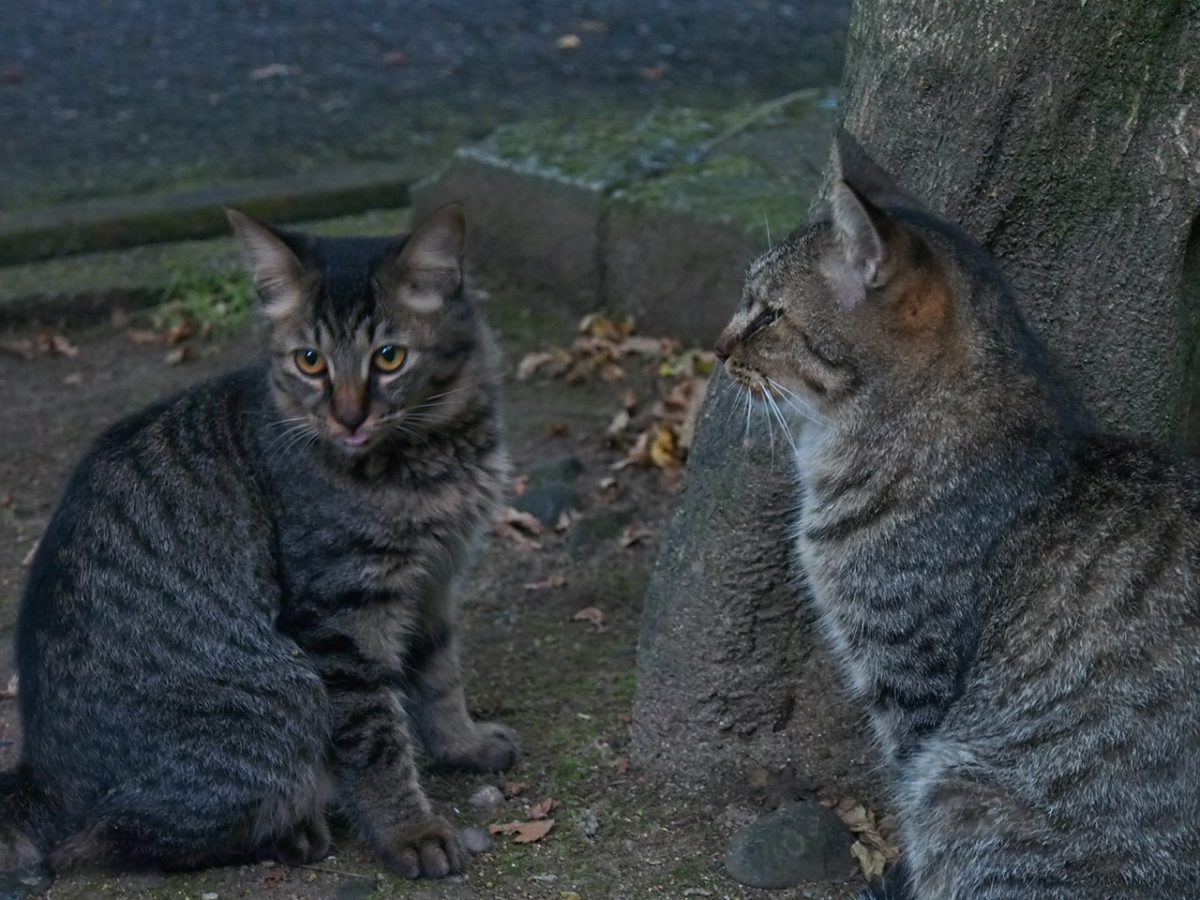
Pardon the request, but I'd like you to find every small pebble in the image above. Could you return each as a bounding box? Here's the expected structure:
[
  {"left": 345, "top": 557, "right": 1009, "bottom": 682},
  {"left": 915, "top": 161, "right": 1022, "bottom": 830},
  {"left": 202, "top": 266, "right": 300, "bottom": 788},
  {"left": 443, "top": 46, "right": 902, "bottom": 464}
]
[
  {"left": 468, "top": 783, "right": 505, "bottom": 811},
  {"left": 579, "top": 807, "right": 600, "bottom": 838},
  {"left": 459, "top": 826, "right": 494, "bottom": 855}
]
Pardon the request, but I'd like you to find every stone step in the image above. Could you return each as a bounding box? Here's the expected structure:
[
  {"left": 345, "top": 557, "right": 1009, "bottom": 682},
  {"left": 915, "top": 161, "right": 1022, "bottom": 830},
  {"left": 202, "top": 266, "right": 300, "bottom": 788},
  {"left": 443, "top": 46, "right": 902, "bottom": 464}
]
[
  {"left": 0, "top": 162, "right": 421, "bottom": 267},
  {"left": 0, "top": 208, "right": 411, "bottom": 329}
]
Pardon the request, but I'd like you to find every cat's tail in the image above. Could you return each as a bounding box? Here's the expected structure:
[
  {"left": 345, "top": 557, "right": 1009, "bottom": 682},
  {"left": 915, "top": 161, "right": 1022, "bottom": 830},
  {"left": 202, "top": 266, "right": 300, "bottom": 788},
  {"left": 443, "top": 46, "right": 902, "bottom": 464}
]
[{"left": 0, "top": 766, "right": 47, "bottom": 871}]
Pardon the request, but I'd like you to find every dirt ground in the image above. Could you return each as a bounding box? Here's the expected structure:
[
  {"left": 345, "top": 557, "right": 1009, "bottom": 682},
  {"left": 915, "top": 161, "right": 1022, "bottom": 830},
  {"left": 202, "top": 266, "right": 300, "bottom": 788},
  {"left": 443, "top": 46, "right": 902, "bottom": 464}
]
[{"left": 0, "top": 277, "right": 868, "bottom": 899}]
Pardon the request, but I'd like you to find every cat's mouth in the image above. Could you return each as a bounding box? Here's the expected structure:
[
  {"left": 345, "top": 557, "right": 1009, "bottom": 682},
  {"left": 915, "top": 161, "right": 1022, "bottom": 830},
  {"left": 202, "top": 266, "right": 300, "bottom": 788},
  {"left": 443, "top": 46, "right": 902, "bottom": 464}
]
[{"left": 724, "top": 360, "right": 769, "bottom": 396}]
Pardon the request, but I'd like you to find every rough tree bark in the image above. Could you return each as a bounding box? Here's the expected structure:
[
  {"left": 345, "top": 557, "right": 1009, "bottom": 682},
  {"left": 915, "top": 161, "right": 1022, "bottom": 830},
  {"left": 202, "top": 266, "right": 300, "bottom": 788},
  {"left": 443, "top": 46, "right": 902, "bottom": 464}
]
[{"left": 634, "top": 0, "right": 1200, "bottom": 785}]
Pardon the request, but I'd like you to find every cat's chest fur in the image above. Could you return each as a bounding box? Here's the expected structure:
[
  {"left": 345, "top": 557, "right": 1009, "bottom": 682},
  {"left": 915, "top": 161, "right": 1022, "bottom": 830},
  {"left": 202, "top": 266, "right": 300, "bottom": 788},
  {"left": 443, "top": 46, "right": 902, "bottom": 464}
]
[{"left": 268, "top": 421, "right": 506, "bottom": 615}]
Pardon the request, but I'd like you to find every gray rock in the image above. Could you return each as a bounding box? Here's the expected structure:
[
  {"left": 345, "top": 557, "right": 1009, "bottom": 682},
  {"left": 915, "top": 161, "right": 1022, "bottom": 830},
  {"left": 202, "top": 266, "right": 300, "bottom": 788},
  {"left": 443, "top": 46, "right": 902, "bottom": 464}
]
[
  {"left": 526, "top": 455, "right": 585, "bottom": 485},
  {"left": 724, "top": 801, "right": 855, "bottom": 889},
  {"left": 513, "top": 480, "right": 579, "bottom": 527},
  {"left": 467, "top": 783, "right": 505, "bottom": 812},
  {"left": 578, "top": 807, "right": 601, "bottom": 838},
  {"left": 567, "top": 504, "right": 637, "bottom": 559},
  {"left": 459, "top": 826, "right": 494, "bottom": 856}
]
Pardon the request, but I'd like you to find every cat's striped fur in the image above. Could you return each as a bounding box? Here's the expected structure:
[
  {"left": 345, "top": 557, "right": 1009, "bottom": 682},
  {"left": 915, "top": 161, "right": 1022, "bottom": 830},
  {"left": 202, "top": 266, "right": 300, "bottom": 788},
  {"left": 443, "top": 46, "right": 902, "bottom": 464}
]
[
  {"left": 0, "top": 206, "right": 517, "bottom": 877},
  {"left": 716, "top": 136, "right": 1200, "bottom": 898}
]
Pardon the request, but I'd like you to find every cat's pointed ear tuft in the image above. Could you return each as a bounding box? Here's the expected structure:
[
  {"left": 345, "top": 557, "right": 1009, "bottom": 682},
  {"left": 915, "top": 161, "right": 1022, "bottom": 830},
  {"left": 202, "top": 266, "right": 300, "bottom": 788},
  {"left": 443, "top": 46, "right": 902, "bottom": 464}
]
[
  {"left": 830, "top": 180, "right": 891, "bottom": 296},
  {"left": 225, "top": 207, "right": 308, "bottom": 319},
  {"left": 392, "top": 205, "right": 466, "bottom": 313},
  {"left": 398, "top": 204, "right": 466, "bottom": 275}
]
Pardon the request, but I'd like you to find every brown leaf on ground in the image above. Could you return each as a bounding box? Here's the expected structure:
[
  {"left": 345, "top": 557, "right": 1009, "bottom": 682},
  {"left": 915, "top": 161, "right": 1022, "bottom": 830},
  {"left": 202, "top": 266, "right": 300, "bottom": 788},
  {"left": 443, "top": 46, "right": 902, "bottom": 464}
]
[
  {"left": 648, "top": 424, "right": 683, "bottom": 469},
  {"left": 503, "top": 781, "right": 529, "bottom": 799},
  {"left": 618, "top": 525, "right": 652, "bottom": 548},
  {"left": 529, "top": 798, "right": 558, "bottom": 820},
  {"left": 606, "top": 408, "right": 631, "bottom": 441},
  {"left": 516, "top": 349, "right": 572, "bottom": 380},
  {"left": 249, "top": 63, "right": 301, "bottom": 80},
  {"left": 523, "top": 574, "right": 567, "bottom": 592},
  {"left": 36, "top": 331, "right": 79, "bottom": 358},
  {"left": 833, "top": 797, "right": 901, "bottom": 870},
  {"left": 578, "top": 313, "right": 635, "bottom": 341},
  {"left": 164, "top": 345, "right": 198, "bottom": 366},
  {"left": 615, "top": 756, "right": 630, "bottom": 775},
  {"left": 851, "top": 840, "right": 887, "bottom": 879},
  {"left": 125, "top": 328, "right": 162, "bottom": 346},
  {"left": 489, "top": 819, "right": 555, "bottom": 843},
  {"left": 571, "top": 606, "right": 606, "bottom": 628},
  {"left": 545, "top": 422, "right": 570, "bottom": 438},
  {"left": 165, "top": 322, "right": 194, "bottom": 346},
  {"left": 1, "top": 338, "right": 35, "bottom": 360},
  {"left": 494, "top": 507, "right": 544, "bottom": 550},
  {"left": 21, "top": 540, "right": 39, "bottom": 567}
]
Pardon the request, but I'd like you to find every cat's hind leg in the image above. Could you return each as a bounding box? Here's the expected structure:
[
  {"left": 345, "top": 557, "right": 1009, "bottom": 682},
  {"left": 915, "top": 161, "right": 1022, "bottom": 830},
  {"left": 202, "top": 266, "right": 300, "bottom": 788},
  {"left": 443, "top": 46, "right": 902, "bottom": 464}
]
[{"left": 0, "top": 767, "right": 46, "bottom": 871}]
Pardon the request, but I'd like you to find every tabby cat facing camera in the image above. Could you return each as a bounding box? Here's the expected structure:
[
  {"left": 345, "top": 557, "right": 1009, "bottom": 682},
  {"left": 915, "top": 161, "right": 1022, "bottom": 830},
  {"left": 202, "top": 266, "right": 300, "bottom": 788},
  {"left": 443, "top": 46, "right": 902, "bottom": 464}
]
[
  {"left": 716, "top": 134, "right": 1200, "bottom": 899},
  {"left": 0, "top": 206, "right": 518, "bottom": 878}
]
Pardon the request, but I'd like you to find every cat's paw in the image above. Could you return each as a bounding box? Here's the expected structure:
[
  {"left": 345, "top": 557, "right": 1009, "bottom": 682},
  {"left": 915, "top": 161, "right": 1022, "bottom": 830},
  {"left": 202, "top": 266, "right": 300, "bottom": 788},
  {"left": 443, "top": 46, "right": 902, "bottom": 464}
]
[
  {"left": 271, "top": 815, "right": 331, "bottom": 866},
  {"left": 444, "top": 722, "right": 521, "bottom": 773},
  {"left": 378, "top": 816, "right": 463, "bottom": 879}
]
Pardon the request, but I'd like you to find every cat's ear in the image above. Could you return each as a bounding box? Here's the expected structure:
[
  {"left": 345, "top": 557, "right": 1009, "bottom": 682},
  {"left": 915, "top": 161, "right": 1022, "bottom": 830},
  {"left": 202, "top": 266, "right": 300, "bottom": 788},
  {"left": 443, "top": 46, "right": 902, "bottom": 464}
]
[
  {"left": 829, "top": 179, "right": 895, "bottom": 300},
  {"left": 225, "top": 208, "right": 309, "bottom": 320},
  {"left": 832, "top": 128, "right": 917, "bottom": 209},
  {"left": 390, "top": 205, "right": 466, "bottom": 313}
]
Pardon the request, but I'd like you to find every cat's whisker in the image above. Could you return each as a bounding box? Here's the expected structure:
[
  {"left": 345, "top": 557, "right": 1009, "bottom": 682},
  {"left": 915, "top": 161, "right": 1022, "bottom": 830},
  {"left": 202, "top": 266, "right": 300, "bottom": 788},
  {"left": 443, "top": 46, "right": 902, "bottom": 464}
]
[
  {"left": 764, "top": 389, "right": 799, "bottom": 456},
  {"left": 766, "top": 377, "right": 834, "bottom": 431}
]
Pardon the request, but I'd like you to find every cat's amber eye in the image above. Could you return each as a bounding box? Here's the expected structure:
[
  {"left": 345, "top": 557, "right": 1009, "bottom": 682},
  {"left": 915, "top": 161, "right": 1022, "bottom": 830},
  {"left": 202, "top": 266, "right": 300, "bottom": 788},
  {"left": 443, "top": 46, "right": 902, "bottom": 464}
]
[
  {"left": 294, "top": 348, "right": 327, "bottom": 376},
  {"left": 373, "top": 344, "right": 408, "bottom": 373}
]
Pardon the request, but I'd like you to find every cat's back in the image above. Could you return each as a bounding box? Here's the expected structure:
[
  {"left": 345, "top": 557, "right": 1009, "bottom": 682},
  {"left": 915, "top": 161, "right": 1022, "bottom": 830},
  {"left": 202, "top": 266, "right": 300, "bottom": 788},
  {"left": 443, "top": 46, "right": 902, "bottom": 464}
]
[{"left": 18, "top": 366, "right": 283, "bottom": 698}]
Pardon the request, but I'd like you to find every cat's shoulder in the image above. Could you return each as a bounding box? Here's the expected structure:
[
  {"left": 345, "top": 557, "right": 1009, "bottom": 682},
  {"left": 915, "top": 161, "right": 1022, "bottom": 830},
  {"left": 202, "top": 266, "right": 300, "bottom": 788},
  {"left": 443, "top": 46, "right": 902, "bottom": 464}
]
[{"left": 84, "top": 365, "right": 268, "bottom": 462}]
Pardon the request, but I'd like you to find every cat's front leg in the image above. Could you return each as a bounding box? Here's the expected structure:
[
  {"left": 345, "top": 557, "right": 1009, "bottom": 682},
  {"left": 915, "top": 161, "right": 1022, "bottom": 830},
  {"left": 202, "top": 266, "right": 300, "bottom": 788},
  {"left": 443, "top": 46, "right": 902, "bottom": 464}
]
[
  {"left": 407, "top": 616, "right": 521, "bottom": 773},
  {"left": 326, "top": 687, "right": 463, "bottom": 878}
]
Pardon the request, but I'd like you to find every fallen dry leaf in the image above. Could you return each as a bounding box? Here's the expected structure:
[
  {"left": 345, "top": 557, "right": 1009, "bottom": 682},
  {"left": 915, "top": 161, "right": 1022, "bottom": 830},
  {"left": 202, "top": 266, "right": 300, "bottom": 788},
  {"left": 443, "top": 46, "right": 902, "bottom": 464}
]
[
  {"left": 529, "top": 798, "right": 558, "bottom": 820},
  {"left": 0, "top": 338, "right": 35, "bottom": 360},
  {"left": 524, "top": 574, "right": 567, "bottom": 592},
  {"left": 555, "top": 33, "right": 582, "bottom": 49},
  {"left": 545, "top": 422, "right": 570, "bottom": 438},
  {"left": 125, "top": 328, "right": 162, "bottom": 346},
  {"left": 38, "top": 331, "right": 79, "bottom": 358},
  {"left": 648, "top": 423, "right": 682, "bottom": 469},
  {"left": 572, "top": 606, "right": 606, "bottom": 627},
  {"left": 618, "top": 525, "right": 652, "bottom": 548},
  {"left": 615, "top": 756, "right": 630, "bottom": 775},
  {"left": 249, "top": 63, "right": 301, "bottom": 80},
  {"left": 851, "top": 840, "right": 887, "bottom": 879},
  {"left": 165, "top": 321, "right": 194, "bottom": 346},
  {"left": 489, "top": 819, "right": 555, "bottom": 843},
  {"left": 63, "top": 372, "right": 83, "bottom": 387},
  {"left": 503, "top": 781, "right": 529, "bottom": 799},
  {"left": 164, "top": 345, "right": 198, "bottom": 366},
  {"left": 21, "top": 540, "right": 39, "bottom": 567}
]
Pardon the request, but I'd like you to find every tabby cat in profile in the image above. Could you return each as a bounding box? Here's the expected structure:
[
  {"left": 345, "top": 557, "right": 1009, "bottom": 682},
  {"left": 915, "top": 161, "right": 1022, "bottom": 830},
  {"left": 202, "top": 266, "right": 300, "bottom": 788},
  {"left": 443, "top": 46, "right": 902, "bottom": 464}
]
[
  {"left": 0, "top": 205, "right": 518, "bottom": 878},
  {"left": 716, "top": 134, "right": 1200, "bottom": 899}
]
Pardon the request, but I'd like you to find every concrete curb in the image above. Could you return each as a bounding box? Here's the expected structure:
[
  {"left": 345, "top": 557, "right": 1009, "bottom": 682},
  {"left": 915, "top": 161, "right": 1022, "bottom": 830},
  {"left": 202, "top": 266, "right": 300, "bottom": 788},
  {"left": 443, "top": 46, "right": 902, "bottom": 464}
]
[
  {"left": 412, "top": 103, "right": 833, "bottom": 345},
  {"left": 0, "top": 162, "right": 417, "bottom": 267}
]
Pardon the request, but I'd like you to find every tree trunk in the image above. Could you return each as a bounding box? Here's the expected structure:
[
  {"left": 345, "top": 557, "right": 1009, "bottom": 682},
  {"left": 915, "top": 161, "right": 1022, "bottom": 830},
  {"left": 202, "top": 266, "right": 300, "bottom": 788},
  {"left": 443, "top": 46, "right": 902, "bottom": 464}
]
[{"left": 633, "top": 0, "right": 1200, "bottom": 785}]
